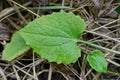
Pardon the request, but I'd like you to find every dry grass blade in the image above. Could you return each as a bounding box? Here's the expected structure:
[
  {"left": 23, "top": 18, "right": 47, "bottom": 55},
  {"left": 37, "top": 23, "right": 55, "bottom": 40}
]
[
  {"left": 32, "top": 52, "right": 38, "bottom": 80},
  {"left": 9, "top": 0, "right": 40, "bottom": 17},
  {"left": 107, "top": 59, "right": 120, "bottom": 67},
  {"left": 0, "top": 1, "right": 31, "bottom": 19},
  {"left": 48, "top": 64, "right": 52, "bottom": 80},
  {"left": 12, "top": 65, "right": 21, "bottom": 80},
  {"left": 0, "top": 67, "right": 7, "bottom": 80}
]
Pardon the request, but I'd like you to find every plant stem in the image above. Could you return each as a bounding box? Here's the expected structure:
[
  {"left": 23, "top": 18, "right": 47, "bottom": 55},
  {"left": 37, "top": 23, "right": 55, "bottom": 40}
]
[
  {"left": 29, "top": 6, "right": 72, "bottom": 10},
  {"left": 78, "top": 40, "right": 120, "bottom": 54}
]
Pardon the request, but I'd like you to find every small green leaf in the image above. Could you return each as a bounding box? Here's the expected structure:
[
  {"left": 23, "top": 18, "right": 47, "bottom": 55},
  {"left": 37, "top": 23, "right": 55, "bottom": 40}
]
[
  {"left": 115, "top": 6, "right": 120, "bottom": 14},
  {"left": 2, "top": 32, "right": 30, "bottom": 61},
  {"left": 87, "top": 50, "right": 107, "bottom": 73},
  {"left": 19, "top": 11, "right": 86, "bottom": 64}
]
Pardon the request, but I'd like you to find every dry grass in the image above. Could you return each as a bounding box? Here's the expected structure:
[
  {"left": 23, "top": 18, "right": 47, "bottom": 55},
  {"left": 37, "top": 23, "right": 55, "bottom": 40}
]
[{"left": 0, "top": 0, "right": 120, "bottom": 80}]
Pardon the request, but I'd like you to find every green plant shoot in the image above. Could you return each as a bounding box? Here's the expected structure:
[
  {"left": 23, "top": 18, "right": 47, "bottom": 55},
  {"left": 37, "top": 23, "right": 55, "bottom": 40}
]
[{"left": 3, "top": 11, "right": 116, "bottom": 73}]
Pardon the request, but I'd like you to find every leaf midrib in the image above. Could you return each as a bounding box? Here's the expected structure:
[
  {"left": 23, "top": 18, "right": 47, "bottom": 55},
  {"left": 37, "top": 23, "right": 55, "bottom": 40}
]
[{"left": 20, "top": 31, "right": 79, "bottom": 46}]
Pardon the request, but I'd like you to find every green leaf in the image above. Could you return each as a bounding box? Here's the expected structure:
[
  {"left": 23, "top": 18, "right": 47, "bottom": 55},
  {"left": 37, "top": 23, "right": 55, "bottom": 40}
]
[
  {"left": 115, "top": 6, "right": 120, "bottom": 14},
  {"left": 87, "top": 50, "right": 107, "bottom": 73},
  {"left": 2, "top": 32, "right": 30, "bottom": 61},
  {"left": 19, "top": 11, "right": 86, "bottom": 64}
]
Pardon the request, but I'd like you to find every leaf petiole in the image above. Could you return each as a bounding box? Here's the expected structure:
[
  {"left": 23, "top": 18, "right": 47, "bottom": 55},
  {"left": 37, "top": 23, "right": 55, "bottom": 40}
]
[{"left": 77, "top": 40, "right": 120, "bottom": 54}]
